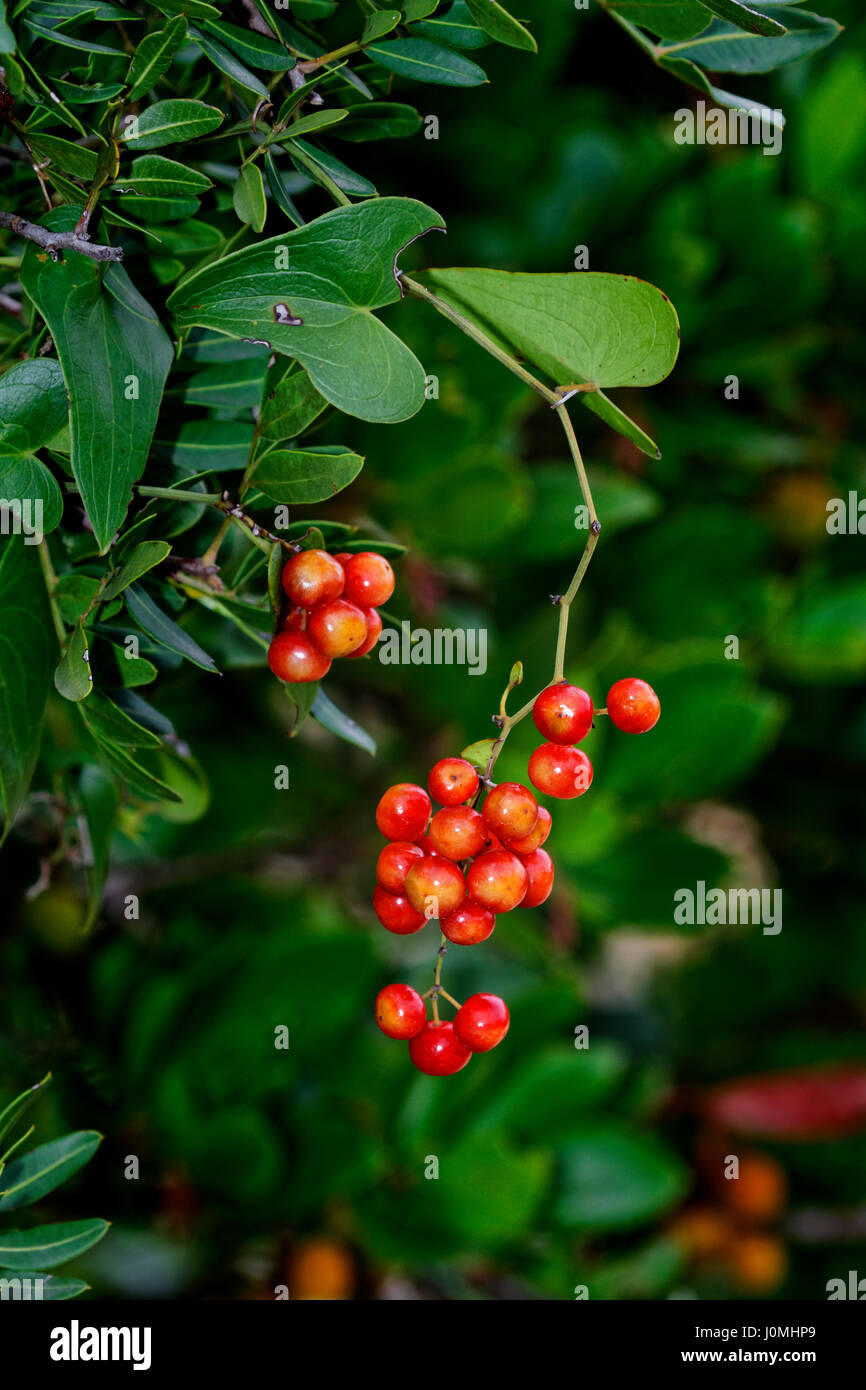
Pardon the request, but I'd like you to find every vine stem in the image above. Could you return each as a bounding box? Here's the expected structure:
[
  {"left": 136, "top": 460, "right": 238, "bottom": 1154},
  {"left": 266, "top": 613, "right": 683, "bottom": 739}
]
[
  {"left": 401, "top": 274, "right": 602, "bottom": 1004},
  {"left": 38, "top": 539, "right": 66, "bottom": 647}
]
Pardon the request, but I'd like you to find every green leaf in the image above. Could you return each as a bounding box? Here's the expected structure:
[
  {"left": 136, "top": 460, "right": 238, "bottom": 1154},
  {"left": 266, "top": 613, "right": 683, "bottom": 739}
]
[
  {"left": 258, "top": 364, "right": 328, "bottom": 442},
  {"left": 0, "top": 1132, "right": 102, "bottom": 1213},
  {"left": 197, "top": 17, "right": 295, "bottom": 70},
  {"left": 658, "top": 8, "right": 840, "bottom": 73},
  {"left": 263, "top": 152, "right": 305, "bottom": 226},
  {"left": 267, "top": 542, "right": 283, "bottom": 617},
  {"left": 53, "top": 575, "right": 100, "bottom": 626},
  {"left": 116, "top": 154, "right": 212, "bottom": 199},
  {"left": 362, "top": 8, "right": 401, "bottom": 43},
  {"left": 125, "top": 584, "right": 218, "bottom": 672},
  {"left": 125, "top": 16, "right": 188, "bottom": 101},
  {"left": 76, "top": 764, "right": 118, "bottom": 931},
  {"left": 23, "top": 17, "right": 120, "bottom": 55},
  {"left": 54, "top": 622, "right": 92, "bottom": 702},
  {"left": 283, "top": 108, "right": 348, "bottom": 140},
  {"left": 311, "top": 688, "right": 376, "bottom": 755},
  {"left": 169, "top": 418, "right": 253, "bottom": 472},
  {"left": 0, "top": 539, "right": 56, "bottom": 841},
  {"left": 701, "top": 0, "right": 787, "bottom": 37},
  {"left": 460, "top": 736, "right": 496, "bottom": 771},
  {"left": 287, "top": 139, "right": 378, "bottom": 196},
  {"left": 81, "top": 691, "right": 161, "bottom": 750},
  {"left": 19, "top": 210, "right": 173, "bottom": 553},
  {"left": 403, "top": 0, "right": 439, "bottom": 18},
  {"left": 603, "top": 1, "right": 712, "bottom": 41},
  {"left": 102, "top": 541, "right": 172, "bottom": 602},
  {"left": 424, "top": 267, "right": 680, "bottom": 390},
  {"left": 414, "top": 3, "right": 490, "bottom": 50},
  {"left": 183, "top": 359, "right": 265, "bottom": 411},
  {"left": 0, "top": 1269, "right": 90, "bottom": 1299},
  {"left": 769, "top": 577, "right": 866, "bottom": 684},
  {"left": 22, "top": 132, "right": 99, "bottom": 181},
  {"left": 365, "top": 37, "right": 487, "bottom": 85},
  {"left": 0, "top": 456, "right": 63, "bottom": 534},
  {"left": 464, "top": 0, "right": 536, "bottom": 52},
  {"left": 555, "top": 1125, "right": 688, "bottom": 1232},
  {"left": 168, "top": 198, "right": 445, "bottom": 424},
  {"left": 121, "top": 99, "right": 224, "bottom": 151},
  {"left": 249, "top": 445, "right": 363, "bottom": 505},
  {"left": 0, "top": 1075, "right": 51, "bottom": 1153},
  {"left": 0, "top": 1219, "right": 109, "bottom": 1271},
  {"left": 188, "top": 26, "right": 269, "bottom": 98},
  {"left": 0, "top": 358, "right": 68, "bottom": 450},
  {"left": 332, "top": 103, "right": 421, "bottom": 143},
  {"left": 233, "top": 162, "right": 267, "bottom": 233}
]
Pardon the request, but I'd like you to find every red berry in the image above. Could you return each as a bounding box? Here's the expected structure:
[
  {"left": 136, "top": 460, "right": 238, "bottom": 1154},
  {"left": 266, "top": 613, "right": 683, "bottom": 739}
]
[
  {"left": 503, "top": 806, "right": 552, "bottom": 855},
  {"left": 520, "top": 847, "right": 554, "bottom": 908},
  {"left": 376, "top": 783, "right": 431, "bottom": 841},
  {"left": 427, "top": 757, "right": 479, "bottom": 807},
  {"left": 528, "top": 743, "right": 593, "bottom": 799},
  {"left": 532, "top": 682, "right": 594, "bottom": 744},
  {"left": 428, "top": 806, "right": 486, "bottom": 862},
  {"left": 282, "top": 549, "right": 344, "bottom": 608},
  {"left": 267, "top": 630, "right": 331, "bottom": 683},
  {"left": 482, "top": 782, "right": 538, "bottom": 841},
  {"left": 405, "top": 856, "right": 465, "bottom": 919},
  {"left": 376, "top": 840, "right": 424, "bottom": 895},
  {"left": 454, "top": 993, "right": 510, "bottom": 1053},
  {"left": 307, "top": 598, "right": 367, "bottom": 658},
  {"left": 375, "top": 984, "right": 426, "bottom": 1040},
  {"left": 440, "top": 899, "right": 496, "bottom": 945},
  {"left": 372, "top": 885, "right": 425, "bottom": 935},
  {"left": 409, "top": 1021, "right": 471, "bottom": 1076},
  {"left": 333, "top": 553, "right": 352, "bottom": 567},
  {"left": 342, "top": 552, "right": 395, "bottom": 608},
  {"left": 414, "top": 833, "right": 442, "bottom": 857},
  {"left": 607, "top": 678, "right": 660, "bottom": 734},
  {"left": 345, "top": 606, "right": 382, "bottom": 659},
  {"left": 466, "top": 849, "right": 527, "bottom": 913}
]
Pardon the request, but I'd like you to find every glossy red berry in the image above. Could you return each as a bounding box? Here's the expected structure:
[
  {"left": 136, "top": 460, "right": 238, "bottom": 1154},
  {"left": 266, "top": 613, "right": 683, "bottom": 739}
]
[
  {"left": 428, "top": 806, "right": 486, "bottom": 862},
  {"left": 532, "top": 682, "right": 594, "bottom": 744},
  {"left": 307, "top": 598, "right": 367, "bottom": 658},
  {"left": 482, "top": 782, "right": 538, "bottom": 841},
  {"left": 520, "top": 847, "right": 554, "bottom": 908},
  {"left": 376, "top": 840, "right": 424, "bottom": 895},
  {"left": 440, "top": 899, "right": 496, "bottom": 945},
  {"left": 375, "top": 984, "right": 426, "bottom": 1040},
  {"left": 466, "top": 849, "right": 527, "bottom": 913},
  {"left": 267, "top": 630, "right": 331, "bottom": 683},
  {"left": 405, "top": 856, "right": 465, "bottom": 919},
  {"left": 342, "top": 551, "right": 395, "bottom": 608},
  {"left": 414, "top": 833, "right": 441, "bottom": 857},
  {"left": 372, "top": 885, "right": 425, "bottom": 935},
  {"left": 607, "top": 678, "right": 661, "bottom": 734},
  {"left": 409, "top": 1021, "right": 471, "bottom": 1076},
  {"left": 503, "top": 805, "right": 552, "bottom": 855},
  {"left": 427, "top": 757, "right": 479, "bottom": 807},
  {"left": 282, "top": 604, "right": 306, "bottom": 631},
  {"left": 345, "top": 606, "right": 382, "bottom": 659},
  {"left": 281, "top": 549, "right": 344, "bottom": 608},
  {"left": 376, "top": 783, "right": 431, "bottom": 841},
  {"left": 528, "top": 743, "right": 593, "bottom": 799},
  {"left": 454, "top": 993, "right": 510, "bottom": 1053}
]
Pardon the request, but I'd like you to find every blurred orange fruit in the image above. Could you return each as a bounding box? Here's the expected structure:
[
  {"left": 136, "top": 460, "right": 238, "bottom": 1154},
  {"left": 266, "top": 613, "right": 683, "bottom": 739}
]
[
  {"left": 288, "top": 1237, "right": 355, "bottom": 1300},
  {"left": 728, "top": 1233, "right": 788, "bottom": 1294},
  {"left": 669, "top": 1206, "right": 734, "bottom": 1261},
  {"left": 724, "top": 1152, "right": 788, "bottom": 1223}
]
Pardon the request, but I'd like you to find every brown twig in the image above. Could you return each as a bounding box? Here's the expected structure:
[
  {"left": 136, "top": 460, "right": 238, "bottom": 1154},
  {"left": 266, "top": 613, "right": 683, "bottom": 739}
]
[{"left": 0, "top": 210, "right": 123, "bottom": 262}]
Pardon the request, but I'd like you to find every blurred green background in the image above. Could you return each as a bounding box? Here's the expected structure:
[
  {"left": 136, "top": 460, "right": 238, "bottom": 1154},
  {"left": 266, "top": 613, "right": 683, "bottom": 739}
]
[{"left": 2, "top": 0, "right": 866, "bottom": 1300}]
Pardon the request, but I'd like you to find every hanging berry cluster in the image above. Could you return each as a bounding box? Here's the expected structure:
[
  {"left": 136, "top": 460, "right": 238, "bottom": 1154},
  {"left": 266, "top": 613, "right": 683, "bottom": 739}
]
[
  {"left": 267, "top": 549, "right": 394, "bottom": 683},
  {"left": 373, "top": 676, "right": 661, "bottom": 1076}
]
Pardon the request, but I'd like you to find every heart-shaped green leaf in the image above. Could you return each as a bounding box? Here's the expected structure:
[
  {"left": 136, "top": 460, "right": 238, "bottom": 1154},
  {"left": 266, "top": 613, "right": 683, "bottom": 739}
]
[
  {"left": 421, "top": 267, "right": 679, "bottom": 453},
  {"left": 0, "top": 455, "right": 64, "bottom": 534},
  {"left": 20, "top": 209, "right": 173, "bottom": 553},
  {"left": 168, "top": 198, "right": 445, "bottom": 423}
]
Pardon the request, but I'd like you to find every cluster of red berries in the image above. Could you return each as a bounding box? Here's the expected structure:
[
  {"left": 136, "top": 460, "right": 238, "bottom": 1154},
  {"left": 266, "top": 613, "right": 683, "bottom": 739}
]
[
  {"left": 526, "top": 675, "right": 660, "bottom": 796},
  {"left": 267, "top": 549, "right": 394, "bottom": 683},
  {"left": 372, "top": 676, "right": 659, "bottom": 1076}
]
